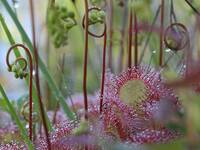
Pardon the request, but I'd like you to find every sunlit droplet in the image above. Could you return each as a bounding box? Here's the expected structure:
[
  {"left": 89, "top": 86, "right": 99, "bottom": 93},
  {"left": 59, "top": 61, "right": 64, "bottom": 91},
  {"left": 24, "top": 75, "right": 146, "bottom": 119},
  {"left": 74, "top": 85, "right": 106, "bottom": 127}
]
[
  {"left": 25, "top": 124, "right": 29, "bottom": 129},
  {"left": 32, "top": 70, "right": 36, "bottom": 76},
  {"left": 152, "top": 50, "right": 156, "bottom": 54},
  {"left": 165, "top": 49, "right": 171, "bottom": 53},
  {"left": 13, "top": 0, "right": 19, "bottom": 8}
]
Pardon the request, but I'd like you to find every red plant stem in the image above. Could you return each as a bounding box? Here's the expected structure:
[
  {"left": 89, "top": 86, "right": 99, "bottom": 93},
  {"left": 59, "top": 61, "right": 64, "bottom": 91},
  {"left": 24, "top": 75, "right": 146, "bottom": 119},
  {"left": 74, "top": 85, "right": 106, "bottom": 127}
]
[
  {"left": 6, "top": 44, "right": 33, "bottom": 141},
  {"left": 159, "top": 0, "right": 164, "bottom": 67},
  {"left": 118, "top": 29, "right": 125, "bottom": 72},
  {"left": 128, "top": 8, "right": 133, "bottom": 68},
  {"left": 134, "top": 12, "right": 138, "bottom": 67},
  {"left": 118, "top": 2, "right": 128, "bottom": 73},
  {"left": 29, "top": 0, "right": 51, "bottom": 149},
  {"left": 83, "top": 0, "right": 89, "bottom": 119},
  {"left": 100, "top": 26, "right": 107, "bottom": 113},
  {"left": 82, "top": 7, "right": 107, "bottom": 114},
  {"left": 108, "top": 0, "right": 113, "bottom": 71}
]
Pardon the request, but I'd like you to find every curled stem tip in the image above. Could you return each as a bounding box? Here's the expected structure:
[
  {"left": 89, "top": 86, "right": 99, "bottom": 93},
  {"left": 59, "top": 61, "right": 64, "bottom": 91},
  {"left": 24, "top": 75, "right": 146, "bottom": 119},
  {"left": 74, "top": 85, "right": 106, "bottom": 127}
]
[
  {"left": 6, "top": 44, "right": 33, "bottom": 141},
  {"left": 82, "top": 5, "right": 107, "bottom": 114}
]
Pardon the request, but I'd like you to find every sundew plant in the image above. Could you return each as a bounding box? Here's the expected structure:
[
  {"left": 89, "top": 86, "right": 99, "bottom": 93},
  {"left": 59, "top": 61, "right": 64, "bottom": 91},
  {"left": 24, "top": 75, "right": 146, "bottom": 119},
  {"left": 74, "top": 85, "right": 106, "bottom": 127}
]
[{"left": 0, "top": 0, "right": 200, "bottom": 149}]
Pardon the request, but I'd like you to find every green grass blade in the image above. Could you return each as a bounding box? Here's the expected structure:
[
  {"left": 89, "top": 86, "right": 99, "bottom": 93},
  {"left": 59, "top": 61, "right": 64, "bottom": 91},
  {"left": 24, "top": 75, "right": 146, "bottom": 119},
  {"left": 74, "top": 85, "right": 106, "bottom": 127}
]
[
  {"left": 0, "top": 13, "right": 53, "bottom": 131},
  {"left": 0, "top": 14, "right": 20, "bottom": 57},
  {"left": 0, "top": 84, "right": 34, "bottom": 150},
  {"left": 1, "top": 0, "right": 75, "bottom": 120}
]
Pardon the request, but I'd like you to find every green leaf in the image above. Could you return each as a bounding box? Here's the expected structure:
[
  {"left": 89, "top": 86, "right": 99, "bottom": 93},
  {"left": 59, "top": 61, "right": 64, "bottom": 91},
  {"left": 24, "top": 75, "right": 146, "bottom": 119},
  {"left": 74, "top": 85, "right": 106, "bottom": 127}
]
[
  {"left": 0, "top": 84, "right": 34, "bottom": 150},
  {"left": 0, "top": 0, "right": 75, "bottom": 120},
  {"left": 0, "top": 98, "right": 8, "bottom": 112}
]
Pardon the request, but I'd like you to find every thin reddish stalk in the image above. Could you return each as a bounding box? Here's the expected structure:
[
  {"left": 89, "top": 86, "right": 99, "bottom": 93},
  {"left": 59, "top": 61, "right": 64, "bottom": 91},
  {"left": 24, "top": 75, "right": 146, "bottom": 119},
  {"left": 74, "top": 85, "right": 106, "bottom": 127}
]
[
  {"left": 100, "top": 26, "right": 107, "bottom": 113},
  {"left": 29, "top": 0, "right": 51, "bottom": 149},
  {"left": 118, "top": 29, "right": 125, "bottom": 72},
  {"left": 108, "top": 0, "right": 113, "bottom": 71},
  {"left": 83, "top": 0, "right": 89, "bottom": 119},
  {"left": 128, "top": 8, "right": 133, "bottom": 68},
  {"left": 82, "top": 7, "right": 107, "bottom": 114},
  {"left": 6, "top": 44, "right": 33, "bottom": 141},
  {"left": 118, "top": 2, "right": 128, "bottom": 73},
  {"left": 134, "top": 12, "right": 138, "bottom": 67},
  {"left": 159, "top": 0, "right": 164, "bottom": 67}
]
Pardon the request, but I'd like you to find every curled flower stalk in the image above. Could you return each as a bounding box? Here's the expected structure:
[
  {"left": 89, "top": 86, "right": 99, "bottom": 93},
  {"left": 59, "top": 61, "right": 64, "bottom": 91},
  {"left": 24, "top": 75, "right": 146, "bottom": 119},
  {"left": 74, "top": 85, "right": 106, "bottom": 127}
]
[
  {"left": 164, "top": 23, "right": 189, "bottom": 52},
  {"left": 163, "top": 23, "right": 190, "bottom": 69},
  {"left": 6, "top": 44, "right": 33, "bottom": 141},
  {"left": 82, "top": 7, "right": 106, "bottom": 38},
  {"left": 21, "top": 101, "right": 39, "bottom": 125},
  {"left": 82, "top": 6, "right": 107, "bottom": 114}
]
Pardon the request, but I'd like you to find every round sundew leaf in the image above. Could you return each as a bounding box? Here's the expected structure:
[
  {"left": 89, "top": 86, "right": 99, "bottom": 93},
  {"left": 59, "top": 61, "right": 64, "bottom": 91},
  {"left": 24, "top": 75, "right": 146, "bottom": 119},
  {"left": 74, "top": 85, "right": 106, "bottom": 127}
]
[
  {"left": 103, "top": 67, "right": 182, "bottom": 143},
  {"left": 119, "top": 79, "right": 149, "bottom": 106}
]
